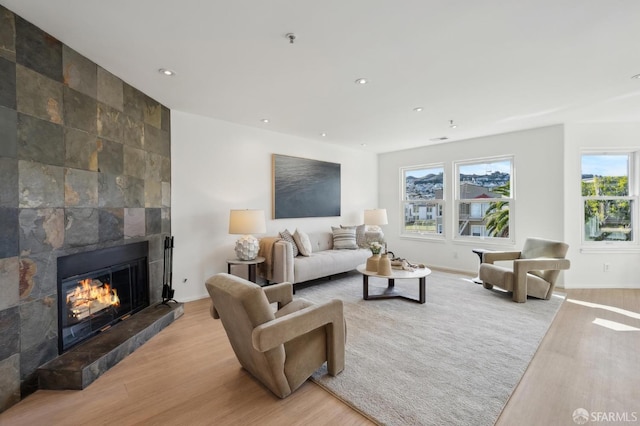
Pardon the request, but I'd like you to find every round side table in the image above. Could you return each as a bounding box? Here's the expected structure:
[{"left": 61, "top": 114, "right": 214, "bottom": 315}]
[{"left": 226, "top": 257, "right": 265, "bottom": 283}]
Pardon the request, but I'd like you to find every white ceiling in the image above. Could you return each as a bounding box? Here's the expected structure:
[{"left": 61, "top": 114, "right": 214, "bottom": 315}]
[{"left": 3, "top": 0, "right": 640, "bottom": 153}]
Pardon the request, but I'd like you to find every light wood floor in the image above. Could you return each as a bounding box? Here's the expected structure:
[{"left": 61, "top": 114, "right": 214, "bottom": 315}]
[
  {"left": 497, "top": 288, "right": 640, "bottom": 426},
  {"left": 1, "top": 288, "right": 638, "bottom": 426}
]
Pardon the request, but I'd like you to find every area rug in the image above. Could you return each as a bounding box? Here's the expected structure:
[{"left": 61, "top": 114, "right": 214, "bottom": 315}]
[{"left": 297, "top": 270, "right": 564, "bottom": 426}]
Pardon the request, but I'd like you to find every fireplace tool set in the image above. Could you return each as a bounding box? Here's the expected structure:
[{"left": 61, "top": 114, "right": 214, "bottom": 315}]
[{"left": 161, "top": 236, "right": 178, "bottom": 306}]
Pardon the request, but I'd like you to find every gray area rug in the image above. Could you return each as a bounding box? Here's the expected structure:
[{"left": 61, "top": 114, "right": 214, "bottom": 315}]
[{"left": 298, "top": 270, "right": 564, "bottom": 426}]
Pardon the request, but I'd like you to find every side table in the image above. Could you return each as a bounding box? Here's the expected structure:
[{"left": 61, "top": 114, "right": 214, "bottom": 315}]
[
  {"left": 226, "top": 257, "right": 265, "bottom": 283},
  {"left": 471, "top": 249, "right": 491, "bottom": 284}
]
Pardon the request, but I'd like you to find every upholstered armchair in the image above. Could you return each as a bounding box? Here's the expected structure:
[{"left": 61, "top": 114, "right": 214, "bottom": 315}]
[
  {"left": 205, "top": 273, "right": 345, "bottom": 398},
  {"left": 479, "top": 238, "right": 570, "bottom": 303}
]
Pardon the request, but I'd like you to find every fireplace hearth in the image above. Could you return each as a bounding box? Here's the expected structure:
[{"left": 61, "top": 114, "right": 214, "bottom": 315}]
[
  {"left": 38, "top": 241, "right": 184, "bottom": 391},
  {"left": 38, "top": 301, "right": 183, "bottom": 390}
]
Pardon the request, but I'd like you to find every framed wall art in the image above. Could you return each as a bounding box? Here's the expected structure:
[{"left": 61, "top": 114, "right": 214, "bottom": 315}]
[{"left": 272, "top": 154, "right": 341, "bottom": 219}]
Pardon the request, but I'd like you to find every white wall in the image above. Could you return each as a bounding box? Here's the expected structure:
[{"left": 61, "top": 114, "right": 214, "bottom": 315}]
[
  {"left": 563, "top": 123, "right": 640, "bottom": 288},
  {"left": 171, "top": 111, "right": 378, "bottom": 301},
  {"left": 171, "top": 116, "right": 639, "bottom": 295},
  {"left": 378, "top": 125, "right": 566, "bottom": 276}
]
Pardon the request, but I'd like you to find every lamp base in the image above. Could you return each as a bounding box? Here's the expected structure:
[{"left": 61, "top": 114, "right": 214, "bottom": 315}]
[{"left": 235, "top": 235, "right": 259, "bottom": 261}]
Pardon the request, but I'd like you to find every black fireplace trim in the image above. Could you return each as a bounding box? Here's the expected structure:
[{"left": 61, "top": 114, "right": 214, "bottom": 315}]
[
  {"left": 58, "top": 241, "right": 148, "bottom": 279},
  {"left": 56, "top": 241, "right": 150, "bottom": 354}
]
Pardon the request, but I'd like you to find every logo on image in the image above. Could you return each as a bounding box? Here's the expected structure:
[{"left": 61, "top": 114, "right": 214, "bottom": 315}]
[
  {"left": 573, "top": 408, "right": 590, "bottom": 425},
  {"left": 573, "top": 408, "right": 638, "bottom": 424}
]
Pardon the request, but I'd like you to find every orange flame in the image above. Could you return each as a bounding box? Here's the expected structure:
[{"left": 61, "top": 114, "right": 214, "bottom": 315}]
[{"left": 67, "top": 279, "right": 120, "bottom": 318}]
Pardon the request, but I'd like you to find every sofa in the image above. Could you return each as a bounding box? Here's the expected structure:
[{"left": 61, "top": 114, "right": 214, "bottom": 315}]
[{"left": 265, "top": 230, "right": 375, "bottom": 285}]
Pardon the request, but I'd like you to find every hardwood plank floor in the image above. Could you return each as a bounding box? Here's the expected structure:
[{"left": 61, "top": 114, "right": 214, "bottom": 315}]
[
  {"left": 496, "top": 288, "right": 640, "bottom": 426},
  {"left": 1, "top": 288, "right": 638, "bottom": 425},
  {"left": 0, "top": 298, "right": 373, "bottom": 426}
]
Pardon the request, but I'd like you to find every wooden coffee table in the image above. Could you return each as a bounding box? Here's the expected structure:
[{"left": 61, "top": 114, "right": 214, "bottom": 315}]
[{"left": 356, "top": 264, "right": 432, "bottom": 304}]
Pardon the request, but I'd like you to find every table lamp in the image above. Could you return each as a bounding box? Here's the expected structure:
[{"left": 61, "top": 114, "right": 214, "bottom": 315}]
[
  {"left": 229, "top": 209, "right": 266, "bottom": 260},
  {"left": 364, "top": 208, "right": 388, "bottom": 229},
  {"left": 364, "top": 208, "right": 388, "bottom": 253}
]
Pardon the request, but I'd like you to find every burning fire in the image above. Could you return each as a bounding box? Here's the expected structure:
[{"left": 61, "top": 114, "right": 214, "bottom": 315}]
[{"left": 67, "top": 279, "right": 120, "bottom": 319}]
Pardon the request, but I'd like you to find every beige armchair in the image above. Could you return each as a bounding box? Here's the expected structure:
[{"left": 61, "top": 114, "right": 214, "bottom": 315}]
[
  {"left": 205, "top": 273, "right": 345, "bottom": 398},
  {"left": 479, "top": 237, "right": 570, "bottom": 303}
]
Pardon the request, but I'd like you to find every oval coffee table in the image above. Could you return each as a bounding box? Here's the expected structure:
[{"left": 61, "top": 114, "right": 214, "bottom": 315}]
[{"left": 356, "top": 264, "right": 432, "bottom": 304}]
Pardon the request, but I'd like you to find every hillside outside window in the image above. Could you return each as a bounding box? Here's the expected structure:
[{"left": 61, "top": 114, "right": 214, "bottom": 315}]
[{"left": 401, "top": 165, "right": 445, "bottom": 238}]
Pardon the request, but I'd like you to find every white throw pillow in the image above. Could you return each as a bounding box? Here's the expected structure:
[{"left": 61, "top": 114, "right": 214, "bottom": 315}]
[{"left": 293, "top": 229, "right": 313, "bottom": 256}]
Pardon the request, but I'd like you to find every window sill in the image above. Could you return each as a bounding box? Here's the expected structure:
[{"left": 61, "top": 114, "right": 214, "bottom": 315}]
[
  {"left": 400, "top": 234, "right": 445, "bottom": 243},
  {"left": 580, "top": 245, "right": 640, "bottom": 254},
  {"left": 453, "top": 236, "right": 515, "bottom": 248}
]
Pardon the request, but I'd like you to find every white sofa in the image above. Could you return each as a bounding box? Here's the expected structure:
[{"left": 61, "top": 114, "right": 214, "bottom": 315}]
[{"left": 269, "top": 231, "right": 372, "bottom": 285}]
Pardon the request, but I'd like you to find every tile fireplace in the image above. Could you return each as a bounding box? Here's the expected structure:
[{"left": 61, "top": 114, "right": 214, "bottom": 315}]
[{"left": 0, "top": 4, "right": 173, "bottom": 411}]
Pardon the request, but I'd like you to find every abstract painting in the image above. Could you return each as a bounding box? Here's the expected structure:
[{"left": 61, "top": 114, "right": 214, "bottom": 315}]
[{"left": 272, "top": 154, "right": 341, "bottom": 219}]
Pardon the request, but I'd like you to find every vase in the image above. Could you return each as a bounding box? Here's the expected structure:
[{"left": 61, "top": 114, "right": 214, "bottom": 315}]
[
  {"left": 366, "top": 254, "right": 380, "bottom": 272},
  {"left": 377, "top": 253, "right": 392, "bottom": 276}
]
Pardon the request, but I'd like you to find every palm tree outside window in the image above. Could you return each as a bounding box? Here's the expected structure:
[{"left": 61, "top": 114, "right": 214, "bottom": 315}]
[{"left": 455, "top": 157, "right": 513, "bottom": 239}]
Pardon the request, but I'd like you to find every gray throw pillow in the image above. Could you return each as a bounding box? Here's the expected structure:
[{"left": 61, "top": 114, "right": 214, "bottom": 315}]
[
  {"left": 332, "top": 227, "right": 358, "bottom": 249},
  {"left": 342, "top": 224, "right": 367, "bottom": 248},
  {"left": 279, "top": 229, "right": 299, "bottom": 257}
]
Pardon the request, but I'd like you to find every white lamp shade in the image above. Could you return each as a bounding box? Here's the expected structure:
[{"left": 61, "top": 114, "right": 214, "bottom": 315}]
[
  {"left": 229, "top": 209, "right": 267, "bottom": 235},
  {"left": 364, "top": 209, "right": 388, "bottom": 226}
]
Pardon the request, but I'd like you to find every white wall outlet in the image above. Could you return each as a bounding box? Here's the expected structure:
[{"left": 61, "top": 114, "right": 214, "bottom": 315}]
[{"left": 603, "top": 263, "right": 610, "bottom": 272}]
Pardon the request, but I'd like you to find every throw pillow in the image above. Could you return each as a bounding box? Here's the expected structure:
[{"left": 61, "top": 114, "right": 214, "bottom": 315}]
[
  {"left": 332, "top": 226, "right": 358, "bottom": 250},
  {"left": 293, "top": 229, "right": 313, "bottom": 256},
  {"left": 341, "top": 224, "right": 366, "bottom": 248},
  {"left": 355, "top": 224, "right": 366, "bottom": 248},
  {"left": 279, "top": 229, "right": 299, "bottom": 257}
]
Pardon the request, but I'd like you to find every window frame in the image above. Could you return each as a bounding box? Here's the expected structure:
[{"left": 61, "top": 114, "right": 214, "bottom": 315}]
[
  {"left": 453, "top": 155, "right": 515, "bottom": 244},
  {"left": 580, "top": 150, "right": 639, "bottom": 248},
  {"left": 400, "top": 163, "right": 446, "bottom": 240}
]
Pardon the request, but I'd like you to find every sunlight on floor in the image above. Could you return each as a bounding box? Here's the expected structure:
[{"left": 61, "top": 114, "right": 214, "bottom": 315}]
[
  {"left": 592, "top": 318, "right": 640, "bottom": 332},
  {"left": 566, "top": 298, "right": 640, "bottom": 320}
]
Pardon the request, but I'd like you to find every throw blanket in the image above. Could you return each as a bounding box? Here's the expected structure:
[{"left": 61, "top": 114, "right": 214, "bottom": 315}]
[{"left": 258, "top": 236, "right": 282, "bottom": 282}]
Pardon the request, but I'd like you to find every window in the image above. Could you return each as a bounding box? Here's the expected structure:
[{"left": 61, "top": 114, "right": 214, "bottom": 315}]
[
  {"left": 581, "top": 153, "right": 636, "bottom": 243},
  {"left": 455, "top": 157, "right": 513, "bottom": 239},
  {"left": 401, "top": 165, "right": 444, "bottom": 237}
]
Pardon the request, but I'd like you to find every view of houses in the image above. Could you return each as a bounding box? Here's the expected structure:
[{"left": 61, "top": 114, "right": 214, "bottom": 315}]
[{"left": 404, "top": 171, "right": 511, "bottom": 237}]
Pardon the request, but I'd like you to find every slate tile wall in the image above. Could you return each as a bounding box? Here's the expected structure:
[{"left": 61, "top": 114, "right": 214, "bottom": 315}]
[{"left": 0, "top": 5, "right": 171, "bottom": 412}]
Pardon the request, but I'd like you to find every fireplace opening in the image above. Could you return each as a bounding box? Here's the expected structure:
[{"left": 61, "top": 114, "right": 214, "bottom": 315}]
[{"left": 57, "top": 242, "right": 150, "bottom": 353}]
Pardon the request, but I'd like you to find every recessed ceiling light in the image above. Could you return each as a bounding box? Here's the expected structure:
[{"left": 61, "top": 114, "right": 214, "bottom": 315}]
[
  {"left": 413, "top": 107, "right": 423, "bottom": 112},
  {"left": 355, "top": 78, "right": 368, "bottom": 85},
  {"left": 158, "top": 68, "right": 175, "bottom": 76},
  {"left": 632, "top": 74, "right": 640, "bottom": 79},
  {"left": 261, "top": 119, "right": 270, "bottom": 123},
  {"left": 320, "top": 133, "right": 327, "bottom": 137}
]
